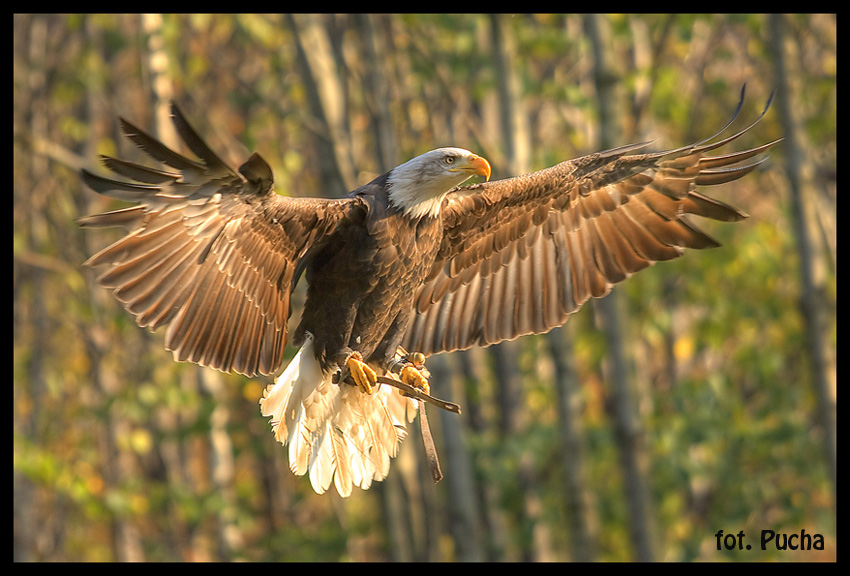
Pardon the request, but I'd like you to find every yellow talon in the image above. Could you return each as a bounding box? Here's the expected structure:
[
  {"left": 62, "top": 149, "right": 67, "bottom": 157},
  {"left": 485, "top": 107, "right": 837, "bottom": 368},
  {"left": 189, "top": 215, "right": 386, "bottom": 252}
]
[
  {"left": 346, "top": 355, "right": 377, "bottom": 394},
  {"left": 400, "top": 365, "right": 430, "bottom": 396}
]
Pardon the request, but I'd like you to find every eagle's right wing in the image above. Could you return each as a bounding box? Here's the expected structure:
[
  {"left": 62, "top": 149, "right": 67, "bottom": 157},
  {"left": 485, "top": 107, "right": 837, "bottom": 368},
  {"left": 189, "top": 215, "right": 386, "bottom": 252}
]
[
  {"left": 79, "top": 103, "right": 361, "bottom": 377},
  {"left": 405, "top": 90, "right": 779, "bottom": 356}
]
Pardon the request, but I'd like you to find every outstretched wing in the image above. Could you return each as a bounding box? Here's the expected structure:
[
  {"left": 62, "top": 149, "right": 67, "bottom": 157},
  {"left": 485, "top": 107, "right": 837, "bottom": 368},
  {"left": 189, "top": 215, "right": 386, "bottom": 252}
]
[
  {"left": 404, "top": 93, "right": 780, "bottom": 356},
  {"left": 80, "top": 103, "right": 360, "bottom": 376}
]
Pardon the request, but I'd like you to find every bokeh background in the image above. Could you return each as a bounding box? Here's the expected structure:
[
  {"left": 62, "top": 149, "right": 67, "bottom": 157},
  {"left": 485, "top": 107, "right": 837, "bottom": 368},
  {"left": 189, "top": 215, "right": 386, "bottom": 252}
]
[{"left": 13, "top": 14, "right": 835, "bottom": 561}]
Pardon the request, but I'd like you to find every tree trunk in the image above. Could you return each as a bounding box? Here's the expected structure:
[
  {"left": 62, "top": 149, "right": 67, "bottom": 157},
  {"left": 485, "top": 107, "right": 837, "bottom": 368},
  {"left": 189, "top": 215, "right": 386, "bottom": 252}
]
[
  {"left": 767, "top": 13, "right": 836, "bottom": 494},
  {"left": 584, "top": 13, "right": 656, "bottom": 562},
  {"left": 287, "top": 14, "right": 355, "bottom": 197}
]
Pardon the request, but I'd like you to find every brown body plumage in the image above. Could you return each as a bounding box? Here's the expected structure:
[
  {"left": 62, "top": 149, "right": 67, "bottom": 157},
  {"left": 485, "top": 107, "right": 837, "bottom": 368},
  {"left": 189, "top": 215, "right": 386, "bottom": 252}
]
[
  {"left": 80, "top": 90, "right": 777, "bottom": 496},
  {"left": 293, "top": 176, "right": 444, "bottom": 372}
]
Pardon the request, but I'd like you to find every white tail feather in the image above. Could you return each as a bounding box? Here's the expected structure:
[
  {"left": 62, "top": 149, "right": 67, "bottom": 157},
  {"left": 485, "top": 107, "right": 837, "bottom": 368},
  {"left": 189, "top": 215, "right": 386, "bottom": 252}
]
[{"left": 259, "top": 334, "right": 418, "bottom": 497}]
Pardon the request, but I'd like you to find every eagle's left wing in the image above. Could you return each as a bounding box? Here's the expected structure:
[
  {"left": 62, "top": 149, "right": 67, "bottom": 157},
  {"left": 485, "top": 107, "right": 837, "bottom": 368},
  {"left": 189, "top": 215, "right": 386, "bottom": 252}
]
[
  {"left": 79, "top": 103, "right": 362, "bottom": 377},
  {"left": 404, "top": 96, "right": 779, "bottom": 356}
]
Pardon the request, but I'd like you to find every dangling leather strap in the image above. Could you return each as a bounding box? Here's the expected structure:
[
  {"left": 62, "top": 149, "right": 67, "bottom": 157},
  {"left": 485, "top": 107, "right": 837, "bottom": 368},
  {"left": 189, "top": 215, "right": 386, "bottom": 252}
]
[{"left": 417, "top": 399, "right": 443, "bottom": 484}]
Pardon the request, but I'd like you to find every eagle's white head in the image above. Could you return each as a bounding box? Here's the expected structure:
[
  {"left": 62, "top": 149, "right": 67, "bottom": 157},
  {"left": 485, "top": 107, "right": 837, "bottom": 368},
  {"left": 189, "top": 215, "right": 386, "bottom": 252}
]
[{"left": 386, "top": 147, "right": 491, "bottom": 219}]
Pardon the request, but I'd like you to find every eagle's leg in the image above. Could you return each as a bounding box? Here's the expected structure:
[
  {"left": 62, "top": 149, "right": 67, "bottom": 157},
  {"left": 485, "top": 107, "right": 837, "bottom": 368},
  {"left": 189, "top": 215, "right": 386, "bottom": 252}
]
[
  {"left": 400, "top": 365, "right": 430, "bottom": 396},
  {"left": 345, "top": 352, "right": 377, "bottom": 395},
  {"left": 391, "top": 349, "right": 430, "bottom": 396}
]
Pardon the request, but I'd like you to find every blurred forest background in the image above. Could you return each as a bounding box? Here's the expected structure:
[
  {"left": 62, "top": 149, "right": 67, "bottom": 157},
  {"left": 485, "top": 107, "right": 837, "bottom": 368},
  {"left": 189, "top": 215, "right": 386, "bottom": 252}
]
[{"left": 13, "top": 14, "right": 835, "bottom": 561}]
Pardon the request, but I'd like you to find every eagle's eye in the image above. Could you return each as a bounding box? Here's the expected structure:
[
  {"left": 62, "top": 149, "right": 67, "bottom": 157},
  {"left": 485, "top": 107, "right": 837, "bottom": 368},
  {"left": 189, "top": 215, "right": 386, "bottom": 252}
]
[{"left": 444, "top": 156, "right": 455, "bottom": 165}]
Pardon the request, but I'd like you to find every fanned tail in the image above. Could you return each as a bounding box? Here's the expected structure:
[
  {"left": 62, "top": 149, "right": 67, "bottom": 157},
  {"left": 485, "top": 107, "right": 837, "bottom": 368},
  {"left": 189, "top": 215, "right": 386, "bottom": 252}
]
[{"left": 259, "top": 334, "right": 418, "bottom": 497}]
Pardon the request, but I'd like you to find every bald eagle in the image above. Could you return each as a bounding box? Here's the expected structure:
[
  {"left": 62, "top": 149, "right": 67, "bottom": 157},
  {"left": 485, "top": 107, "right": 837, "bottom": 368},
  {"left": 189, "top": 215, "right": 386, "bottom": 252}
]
[{"left": 80, "top": 92, "right": 777, "bottom": 497}]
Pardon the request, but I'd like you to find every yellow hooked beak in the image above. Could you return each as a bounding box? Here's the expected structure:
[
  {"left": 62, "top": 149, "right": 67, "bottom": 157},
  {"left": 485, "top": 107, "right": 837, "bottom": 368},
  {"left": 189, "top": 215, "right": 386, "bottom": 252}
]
[{"left": 453, "top": 154, "right": 491, "bottom": 181}]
